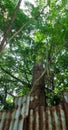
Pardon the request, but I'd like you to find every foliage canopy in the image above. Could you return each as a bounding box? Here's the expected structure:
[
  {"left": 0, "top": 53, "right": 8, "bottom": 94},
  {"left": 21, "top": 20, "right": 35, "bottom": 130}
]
[{"left": 0, "top": 0, "right": 68, "bottom": 110}]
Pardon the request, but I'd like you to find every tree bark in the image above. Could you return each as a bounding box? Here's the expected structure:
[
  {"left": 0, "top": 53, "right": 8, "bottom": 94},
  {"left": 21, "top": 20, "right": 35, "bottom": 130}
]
[{"left": 30, "top": 62, "right": 46, "bottom": 109}]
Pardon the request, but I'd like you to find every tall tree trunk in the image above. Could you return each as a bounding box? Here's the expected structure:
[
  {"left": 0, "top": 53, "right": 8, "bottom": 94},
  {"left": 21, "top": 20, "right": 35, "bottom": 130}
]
[{"left": 30, "top": 62, "right": 46, "bottom": 109}]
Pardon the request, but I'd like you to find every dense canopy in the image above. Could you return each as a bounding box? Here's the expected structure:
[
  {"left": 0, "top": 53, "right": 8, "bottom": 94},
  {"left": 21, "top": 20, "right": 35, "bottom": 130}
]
[{"left": 0, "top": 0, "right": 68, "bottom": 110}]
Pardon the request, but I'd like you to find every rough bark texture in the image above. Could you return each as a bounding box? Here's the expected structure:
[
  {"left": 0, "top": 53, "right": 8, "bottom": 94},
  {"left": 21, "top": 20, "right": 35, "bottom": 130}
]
[{"left": 30, "top": 62, "right": 46, "bottom": 109}]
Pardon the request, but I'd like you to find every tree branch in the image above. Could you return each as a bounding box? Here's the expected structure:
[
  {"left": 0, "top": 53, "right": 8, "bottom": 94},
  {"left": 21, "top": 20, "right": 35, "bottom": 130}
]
[
  {"left": 9, "top": 22, "right": 30, "bottom": 42},
  {"left": 0, "top": 3, "right": 49, "bottom": 52},
  {"left": 8, "top": 5, "right": 49, "bottom": 42},
  {"left": 0, "top": 67, "right": 31, "bottom": 88},
  {"left": 0, "top": 0, "right": 22, "bottom": 52},
  {"left": 7, "top": 92, "right": 15, "bottom": 97}
]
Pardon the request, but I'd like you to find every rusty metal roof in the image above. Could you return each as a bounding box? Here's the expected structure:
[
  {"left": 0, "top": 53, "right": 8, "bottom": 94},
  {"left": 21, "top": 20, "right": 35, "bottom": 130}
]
[{"left": 0, "top": 92, "right": 68, "bottom": 130}]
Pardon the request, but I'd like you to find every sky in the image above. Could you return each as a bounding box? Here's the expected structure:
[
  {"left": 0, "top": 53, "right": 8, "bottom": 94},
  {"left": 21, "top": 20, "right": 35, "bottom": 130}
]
[{"left": 20, "top": 0, "right": 35, "bottom": 9}]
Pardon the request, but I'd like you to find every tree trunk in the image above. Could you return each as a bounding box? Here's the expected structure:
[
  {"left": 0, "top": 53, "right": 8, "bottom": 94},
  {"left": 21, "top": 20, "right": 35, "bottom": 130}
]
[{"left": 30, "top": 62, "right": 46, "bottom": 109}]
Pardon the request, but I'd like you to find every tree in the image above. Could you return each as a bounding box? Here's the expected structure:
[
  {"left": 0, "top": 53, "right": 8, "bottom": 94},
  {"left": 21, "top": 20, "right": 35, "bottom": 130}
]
[
  {"left": 0, "top": 0, "right": 68, "bottom": 110},
  {"left": 30, "top": 62, "right": 46, "bottom": 109}
]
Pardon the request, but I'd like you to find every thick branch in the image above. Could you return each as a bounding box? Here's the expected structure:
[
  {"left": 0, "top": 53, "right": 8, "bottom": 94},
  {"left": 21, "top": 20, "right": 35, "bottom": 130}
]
[{"left": 0, "top": 0, "right": 22, "bottom": 52}]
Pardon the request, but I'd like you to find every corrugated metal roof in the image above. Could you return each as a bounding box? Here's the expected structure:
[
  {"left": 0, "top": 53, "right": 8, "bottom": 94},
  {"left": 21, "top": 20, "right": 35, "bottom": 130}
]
[{"left": 0, "top": 92, "right": 68, "bottom": 130}]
